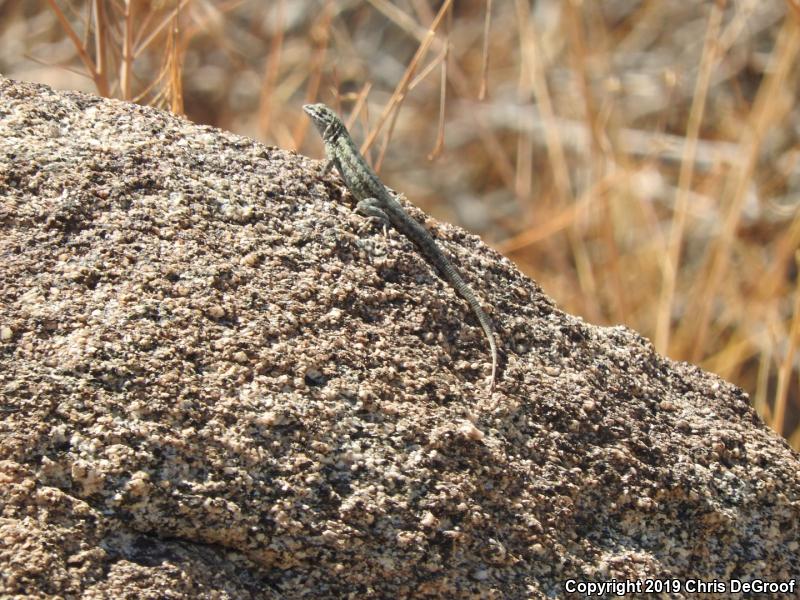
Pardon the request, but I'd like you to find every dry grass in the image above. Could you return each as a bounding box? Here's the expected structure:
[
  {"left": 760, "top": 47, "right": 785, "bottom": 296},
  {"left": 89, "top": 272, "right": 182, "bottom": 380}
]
[{"left": 3, "top": 0, "right": 799, "bottom": 447}]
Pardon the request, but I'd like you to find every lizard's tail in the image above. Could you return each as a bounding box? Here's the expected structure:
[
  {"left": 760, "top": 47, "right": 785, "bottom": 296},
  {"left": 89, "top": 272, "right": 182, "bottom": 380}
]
[
  {"left": 414, "top": 234, "right": 498, "bottom": 392},
  {"left": 458, "top": 282, "right": 497, "bottom": 393},
  {"left": 479, "top": 310, "right": 497, "bottom": 393}
]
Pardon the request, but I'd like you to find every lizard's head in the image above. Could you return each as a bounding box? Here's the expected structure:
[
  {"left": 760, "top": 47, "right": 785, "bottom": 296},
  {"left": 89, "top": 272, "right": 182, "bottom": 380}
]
[{"left": 303, "top": 103, "right": 344, "bottom": 142}]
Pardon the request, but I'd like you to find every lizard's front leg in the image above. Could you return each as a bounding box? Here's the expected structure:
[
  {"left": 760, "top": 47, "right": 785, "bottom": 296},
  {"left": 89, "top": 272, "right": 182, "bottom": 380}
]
[{"left": 322, "top": 157, "right": 337, "bottom": 175}]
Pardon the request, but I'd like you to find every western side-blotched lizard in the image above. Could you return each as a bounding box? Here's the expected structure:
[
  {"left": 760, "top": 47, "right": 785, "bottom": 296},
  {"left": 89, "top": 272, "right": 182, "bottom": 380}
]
[{"left": 304, "top": 103, "right": 498, "bottom": 391}]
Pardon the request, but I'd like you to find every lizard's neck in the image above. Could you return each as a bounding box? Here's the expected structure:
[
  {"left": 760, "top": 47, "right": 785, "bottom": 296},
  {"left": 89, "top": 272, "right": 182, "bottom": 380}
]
[{"left": 323, "top": 119, "right": 346, "bottom": 144}]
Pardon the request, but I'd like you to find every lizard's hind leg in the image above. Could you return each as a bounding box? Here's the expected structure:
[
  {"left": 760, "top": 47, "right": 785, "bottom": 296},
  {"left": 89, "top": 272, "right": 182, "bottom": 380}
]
[{"left": 356, "top": 198, "right": 390, "bottom": 237}]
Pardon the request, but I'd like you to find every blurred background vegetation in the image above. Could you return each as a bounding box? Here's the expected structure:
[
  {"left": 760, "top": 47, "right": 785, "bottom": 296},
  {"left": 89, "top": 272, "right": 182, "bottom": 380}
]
[{"left": 3, "top": 0, "right": 799, "bottom": 448}]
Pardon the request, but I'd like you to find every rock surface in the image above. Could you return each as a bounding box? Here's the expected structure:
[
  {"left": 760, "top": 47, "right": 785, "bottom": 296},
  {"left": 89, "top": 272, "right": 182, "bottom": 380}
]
[{"left": 1, "top": 77, "right": 798, "bottom": 598}]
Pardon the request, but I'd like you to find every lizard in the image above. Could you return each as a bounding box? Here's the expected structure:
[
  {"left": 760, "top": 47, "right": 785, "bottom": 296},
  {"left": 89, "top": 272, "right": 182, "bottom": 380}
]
[{"left": 303, "top": 103, "right": 498, "bottom": 391}]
